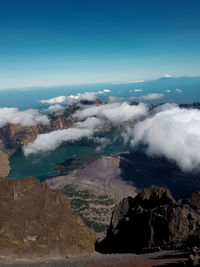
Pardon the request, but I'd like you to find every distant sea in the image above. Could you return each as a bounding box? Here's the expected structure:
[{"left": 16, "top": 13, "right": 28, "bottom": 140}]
[
  {"left": 5, "top": 76, "right": 200, "bottom": 184},
  {"left": 1, "top": 76, "right": 200, "bottom": 110}
]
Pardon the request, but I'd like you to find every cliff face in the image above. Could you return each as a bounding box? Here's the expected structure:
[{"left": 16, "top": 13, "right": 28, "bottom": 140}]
[
  {"left": 96, "top": 185, "right": 200, "bottom": 253},
  {"left": 0, "top": 177, "right": 95, "bottom": 258}
]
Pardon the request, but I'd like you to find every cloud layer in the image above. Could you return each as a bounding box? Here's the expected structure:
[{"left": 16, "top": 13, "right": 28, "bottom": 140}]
[
  {"left": 24, "top": 102, "right": 148, "bottom": 155},
  {"left": 40, "top": 90, "right": 111, "bottom": 106},
  {"left": 131, "top": 104, "right": 200, "bottom": 172},
  {"left": 24, "top": 117, "right": 103, "bottom": 155},
  {"left": 73, "top": 102, "right": 148, "bottom": 123},
  {"left": 0, "top": 108, "right": 49, "bottom": 127},
  {"left": 40, "top": 96, "right": 67, "bottom": 104},
  {"left": 44, "top": 104, "right": 65, "bottom": 114}
]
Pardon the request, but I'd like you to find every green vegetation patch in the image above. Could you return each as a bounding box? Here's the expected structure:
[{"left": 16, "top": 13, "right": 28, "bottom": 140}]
[{"left": 61, "top": 184, "right": 116, "bottom": 232}]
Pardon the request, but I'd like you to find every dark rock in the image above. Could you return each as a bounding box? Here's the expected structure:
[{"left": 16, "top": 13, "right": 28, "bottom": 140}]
[
  {"left": 179, "top": 102, "right": 200, "bottom": 109},
  {"left": 79, "top": 98, "right": 103, "bottom": 106},
  {"left": 130, "top": 101, "right": 139, "bottom": 106},
  {"left": 185, "top": 247, "right": 200, "bottom": 266},
  {"left": 187, "top": 191, "right": 200, "bottom": 210},
  {"left": 96, "top": 186, "right": 200, "bottom": 253}
]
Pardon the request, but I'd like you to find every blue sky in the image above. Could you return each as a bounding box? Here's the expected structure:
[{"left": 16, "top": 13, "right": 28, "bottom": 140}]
[{"left": 0, "top": 0, "right": 200, "bottom": 89}]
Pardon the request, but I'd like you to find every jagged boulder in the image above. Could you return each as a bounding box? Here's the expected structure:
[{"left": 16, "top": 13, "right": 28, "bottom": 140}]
[
  {"left": 0, "top": 177, "right": 95, "bottom": 258},
  {"left": 96, "top": 185, "right": 200, "bottom": 253}
]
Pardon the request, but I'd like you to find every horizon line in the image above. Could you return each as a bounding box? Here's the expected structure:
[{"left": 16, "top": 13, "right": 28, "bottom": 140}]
[{"left": 0, "top": 75, "right": 199, "bottom": 91}]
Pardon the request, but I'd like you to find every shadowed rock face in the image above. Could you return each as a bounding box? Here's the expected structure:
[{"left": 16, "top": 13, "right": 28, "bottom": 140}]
[
  {"left": 0, "top": 177, "right": 95, "bottom": 257},
  {"left": 96, "top": 185, "right": 200, "bottom": 253}
]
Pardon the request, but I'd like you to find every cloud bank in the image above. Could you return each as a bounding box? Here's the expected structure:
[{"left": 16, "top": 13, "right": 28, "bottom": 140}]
[
  {"left": 24, "top": 128, "right": 93, "bottom": 155},
  {"left": 40, "top": 90, "right": 111, "bottom": 106},
  {"left": 24, "top": 102, "right": 148, "bottom": 155},
  {"left": 24, "top": 117, "right": 102, "bottom": 155},
  {"left": 131, "top": 104, "right": 200, "bottom": 172},
  {"left": 0, "top": 108, "right": 49, "bottom": 127},
  {"left": 40, "top": 96, "right": 67, "bottom": 104},
  {"left": 44, "top": 104, "right": 65, "bottom": 114},
  {"left": 74, "top": 102, "right": 148, "bottom": 124},
  {"left": 79, "top": 92, "right": 97, "bottom": 101}
]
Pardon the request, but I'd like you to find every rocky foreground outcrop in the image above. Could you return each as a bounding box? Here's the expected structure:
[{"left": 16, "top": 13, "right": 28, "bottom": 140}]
[
  {"left": 0, "top": 177, "right": 95, "bottom": 259},
  {"left": 96, "top": 185, "right": 200, "bottom": 253}
]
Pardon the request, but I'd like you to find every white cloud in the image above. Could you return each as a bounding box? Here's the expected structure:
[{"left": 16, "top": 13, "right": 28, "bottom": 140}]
[
  {"left": 40, "top": 91, "right": 104, "bottom": 106},
  {"left": 140, "top": 93, "right": 165, "bottom": 101},
  {"left": 79, "top": 92, "right": 97, "bottom": 101},
  {"left": 164, "top": 89, "right": 171, "bottom": 93},
  {"left": 163, "top": 74, "right": 171, "bottom": 78},
  {"left": 131, "top": 104, "right": 200, "bottom": 172},
  {"left": 23, "top": 117, "right": 104, "bottom": 155},
  {"left": 40, "top": 96, "right": 67, "bottom": 104},
  {"left": 134, "top": 89, "right": 143, "bottom": 92},
  {"left": 74, "top": 102, "right": 148, "bottom": 124},
  {"left": 176, "top": 88, "right": 182, "bottom": 93},
  {"left": 23, "top": 128, "right": 93, "bottom": 155},
  {"left": 103, "top": 89, "right": 111, "bottom": 93},
  {"left": 0, "top": 107, "right": 49, "bottom": 127},
  {"left": 44, "top": 104, "right": 65, "bottom": 114},
  {"left": 75, "top": 117, "right": 103, "bottom": 129}
]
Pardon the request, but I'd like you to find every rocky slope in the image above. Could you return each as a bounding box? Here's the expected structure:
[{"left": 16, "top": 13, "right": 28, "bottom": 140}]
[
  {"left": 96, "top": 185, "right": 200, "bottom": 253},
  {"left": 46, "top": 155, "right": 137, "bottom": 232},
  {"left": 0, "top": 177, "right": 95, "bottom": 260}
]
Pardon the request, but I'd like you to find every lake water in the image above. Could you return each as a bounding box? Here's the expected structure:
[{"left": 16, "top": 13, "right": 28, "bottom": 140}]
[{"left": 8, "top": 138, "right": 130, "bottom": 180}]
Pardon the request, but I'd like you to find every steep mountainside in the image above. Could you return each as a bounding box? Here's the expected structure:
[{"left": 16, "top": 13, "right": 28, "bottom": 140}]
[{"left": 0, "top": 177, "right": 95, "bottom": 260}]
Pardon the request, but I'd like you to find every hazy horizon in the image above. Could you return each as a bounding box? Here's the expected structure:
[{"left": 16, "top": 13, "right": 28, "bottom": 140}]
[{"left": 0, "top": 74, "right": 199, "bottom": 91}]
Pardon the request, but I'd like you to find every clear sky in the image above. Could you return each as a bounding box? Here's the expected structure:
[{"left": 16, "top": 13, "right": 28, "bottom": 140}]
[{"left": 0, "top": 0, "right": 200, "bottom": 89}]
